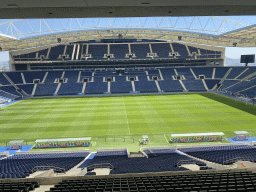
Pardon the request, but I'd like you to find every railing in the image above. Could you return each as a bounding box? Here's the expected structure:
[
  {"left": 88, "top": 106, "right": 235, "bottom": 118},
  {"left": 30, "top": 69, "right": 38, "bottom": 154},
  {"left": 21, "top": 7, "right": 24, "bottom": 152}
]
[
  {"left": 32, "top": 166, "right": 66, "bottom": 173},
  {"left": 177, "top": 159, "right": 202, "bottom": 167},
  {"left": 86, "top": 163, "right": 114, "bottom": 172},
  {"left": 223, "top": 156, "right": 254, "bottom": 165}
]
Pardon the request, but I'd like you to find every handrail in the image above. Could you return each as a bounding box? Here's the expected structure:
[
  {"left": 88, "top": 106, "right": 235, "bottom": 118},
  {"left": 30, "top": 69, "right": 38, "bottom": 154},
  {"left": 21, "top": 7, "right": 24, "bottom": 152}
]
[
  {"left": 32, "top": 166, "right": 66, "bottom": 173},
  {"left": 85, "top": 163, "right": 114, "bottom": 171},
  {"left": 177, "top": 159, "right": 200, "bottom": 167},
  {"left": 223, "top": 156, "right": 254, "bottom": 165}
]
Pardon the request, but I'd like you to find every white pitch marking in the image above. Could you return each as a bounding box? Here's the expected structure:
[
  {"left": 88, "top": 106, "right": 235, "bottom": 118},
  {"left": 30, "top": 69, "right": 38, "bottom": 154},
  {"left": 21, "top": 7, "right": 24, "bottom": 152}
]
[
  {"left": 164, "top": 134, "right": 169, "bottom": 143},
  {"left": 123, "top": 98, "right": 130, "bottom": 135}
]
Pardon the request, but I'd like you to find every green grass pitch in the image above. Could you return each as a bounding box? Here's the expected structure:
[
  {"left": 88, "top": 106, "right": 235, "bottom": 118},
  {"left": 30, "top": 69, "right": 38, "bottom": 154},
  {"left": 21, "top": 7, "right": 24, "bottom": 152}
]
[{"left": 0, "top": 92, "right": 256, "bottom": 152}]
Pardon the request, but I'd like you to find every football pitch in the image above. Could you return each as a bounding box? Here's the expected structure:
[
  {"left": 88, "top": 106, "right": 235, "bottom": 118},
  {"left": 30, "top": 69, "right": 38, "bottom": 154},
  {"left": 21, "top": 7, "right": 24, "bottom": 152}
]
[{"left": 0, "top": 92, "right": 256, "bottom": 152}]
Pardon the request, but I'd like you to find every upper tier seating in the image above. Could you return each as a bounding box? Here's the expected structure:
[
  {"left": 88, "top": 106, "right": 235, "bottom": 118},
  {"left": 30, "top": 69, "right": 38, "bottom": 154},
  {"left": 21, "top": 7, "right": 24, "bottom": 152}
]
[
  {"left": 88, "top": 45, "right": 108, "bottom": 60},
  {"left": 172, "top": 43, "right": 188, "bottom": 59},
  {"left": 65, "top": 45, "right": 74, "bottom": 59},
  {"left": 192, "top": 67, "right": 213, "bottom": 79},
  {"left": 5, "top": 72, "right": 24, "bottom": 84},
  {"left": 134, "top": 76, "right": 158, "bottom": 92},
  {"left": 188, "top": 45, "right": 198, "bottom": 56},
  {"left": 23, "top": 71, "right": 46, "bottom": 83},
  {"left": 13, "top": 52, "right": 37, "bottom": 61},
  {"left": 38, "top": 49, "right": 48, "bottom": 59},
  {"left": 0, "top": 152, "right": 89, "bottom": 179},
  {"left": 110, "top": 44, "right": 129, "bottom": 59},
  {"left": 49, "top": 171, "right": 256, "bottom": 192},
  {"left": 13, "top": 42, "right": 224, "bottom": 61},
  {"left": 130, "top": 44, "right": 150, "bottom": 59},
  {"left": 179, "top": 145, "right": 256, "bottom": 165},
  {"left": 199, "top": 49, "right": 221, "bottom": 59},
  {"left": 151, "top": 43, "right": 171, "bottom": 58},
  {"left": 48, "top": 45, "right": 65, "bottom": 60}
]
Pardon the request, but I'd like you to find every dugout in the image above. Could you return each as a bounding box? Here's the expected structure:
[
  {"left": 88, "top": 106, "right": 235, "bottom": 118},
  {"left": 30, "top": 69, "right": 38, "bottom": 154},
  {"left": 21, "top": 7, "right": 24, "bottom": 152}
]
[
  {"left": 8, "top": 140, "right": 24, "bottom": 150},
  {"left": 170, "top": 132, "right": 225, "bottom": 143},
  {"left": 35, "top": 138, "right": 91, "bottom": 148},
  {"left": 234, "top": 131, "right": 249, "bottom": 141}
]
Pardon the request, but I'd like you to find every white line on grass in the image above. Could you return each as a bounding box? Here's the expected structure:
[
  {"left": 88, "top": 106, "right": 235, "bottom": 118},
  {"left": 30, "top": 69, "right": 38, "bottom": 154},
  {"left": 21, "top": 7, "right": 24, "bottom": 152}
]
[
  {"left": 123, "top": 98, "right": 130, "bottom": 135},
  {"left": 94, "top": 137, "right": 97, "bottom": 146},
  {"left": 164, "top": 134, "right": 169, "bottom": 143}
]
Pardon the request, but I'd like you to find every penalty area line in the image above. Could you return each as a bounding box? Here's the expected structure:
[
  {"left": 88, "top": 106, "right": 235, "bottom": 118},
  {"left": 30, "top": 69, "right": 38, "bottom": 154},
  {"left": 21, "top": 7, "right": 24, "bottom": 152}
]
[
  {"left": 164, "top": 134, "right": 169, "bottom": 143},
  {"left": 123, "top": 98, "right": 130, "bottom": 135}
]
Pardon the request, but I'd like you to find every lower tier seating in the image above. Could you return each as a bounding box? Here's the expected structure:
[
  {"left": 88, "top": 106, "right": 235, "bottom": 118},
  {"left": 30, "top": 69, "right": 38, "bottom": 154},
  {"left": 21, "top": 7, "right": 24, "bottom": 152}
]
[
  {"left": 58, "top": 83, "right": 84, "bottom": 95},
  {"left": 34, "top": 84, "right": 58, "bottom": 96},
  {"left": 0, "top": 152, "right": 89, "bottom": 179},
  {"left": 48, "top": 171, "right": 256, "bottom": 192},
  {"left": 84, "top": 82, "right": 108, "bottom": 94},
  {"left": 182, "top": 80, "right": 206, "bottom": 91},
  {"left": 204, "top": 79, "right": 220, "bottom": 90},
  {"left": 179, "top": 145, "right": 256, "bottom": 165},
  {"left": 0, "top": 182, "right": 39, "bottom": 192},
  {"left": 158, "top": 80, "right": 184, "bottom": 92},
  {"left": 16, "top": 84, "right": 34, "bottom": 95},
  {"left": 87, "top": 150, "right": 205, "bottom": 174}
]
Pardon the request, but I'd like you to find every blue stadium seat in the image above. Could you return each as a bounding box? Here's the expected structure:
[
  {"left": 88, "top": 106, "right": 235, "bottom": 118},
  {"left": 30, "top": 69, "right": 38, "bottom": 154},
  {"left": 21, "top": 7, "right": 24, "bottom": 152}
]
[
  {"left": 111, "top": 76, "right": 133, "bottom": 93},
  {"left": 191, "top": 67, "right": 214, "bottom": 79},
  {"left": 134, "top": 76, "right": 158, "bottom": 92},
  {"left": 130, "top": 44, "right": 150, "bottom": 59},
  {"left": 0, "top": 152, "right": 89, "bottom": 178},
  {"left": 23, "top": 71, "right": 46, "bottom": 84},
  {"left": 110, "top": 44, "right": 129, "bottom": 59},
  {"left": 151, "top": 43, "right": 171, "bottom": 58},
  {"left": 158, "top": 80, "right": 184, "bottom": 92},
  {"left": 5, "top": 72, "right": 24, "bottom": 84}
]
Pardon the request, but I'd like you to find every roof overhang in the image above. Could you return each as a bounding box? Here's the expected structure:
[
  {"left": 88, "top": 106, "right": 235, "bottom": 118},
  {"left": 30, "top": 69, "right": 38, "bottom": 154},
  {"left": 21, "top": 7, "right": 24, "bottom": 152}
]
[
  {"left": 1, "top": 0, "right": 256, "bottom": 18},
  {"left": 2, "top": 27, "right": 256, "bottom": 52}
]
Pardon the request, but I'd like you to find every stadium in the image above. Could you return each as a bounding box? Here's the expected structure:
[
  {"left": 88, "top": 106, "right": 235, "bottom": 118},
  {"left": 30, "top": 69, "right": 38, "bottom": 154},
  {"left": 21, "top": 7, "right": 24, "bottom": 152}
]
[{"left": 1, "top": 1, "right": 256, "bottom": 192}]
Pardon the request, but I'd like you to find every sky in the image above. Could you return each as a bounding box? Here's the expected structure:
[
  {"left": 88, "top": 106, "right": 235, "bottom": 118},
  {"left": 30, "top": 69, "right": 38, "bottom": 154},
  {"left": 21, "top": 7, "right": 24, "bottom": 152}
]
[{"left": 0, "top": 16, "right": 256, "bottom": 62}]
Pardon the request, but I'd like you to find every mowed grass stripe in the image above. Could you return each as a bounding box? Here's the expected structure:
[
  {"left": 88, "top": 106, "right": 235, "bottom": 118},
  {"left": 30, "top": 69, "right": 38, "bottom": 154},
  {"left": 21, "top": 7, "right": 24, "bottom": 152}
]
[{"left": 0, "top": 93, "right": 256, "bottom": 142}]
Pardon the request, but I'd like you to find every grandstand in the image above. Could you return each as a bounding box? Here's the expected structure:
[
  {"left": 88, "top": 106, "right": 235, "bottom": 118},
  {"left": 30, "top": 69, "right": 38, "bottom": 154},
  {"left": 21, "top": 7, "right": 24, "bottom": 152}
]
[{"left": 1, "top": 3, "right": 256, "bottom": 192}]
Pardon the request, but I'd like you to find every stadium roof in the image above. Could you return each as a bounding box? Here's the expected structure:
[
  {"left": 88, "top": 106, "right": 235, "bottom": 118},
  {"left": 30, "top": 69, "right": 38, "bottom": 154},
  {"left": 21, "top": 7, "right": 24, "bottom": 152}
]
[
  {"left": 1, "top": 16, "right": 256, "bottom": 51},
  {"left": 1, "top": 0, "right": 256, "bottom": 18}
]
